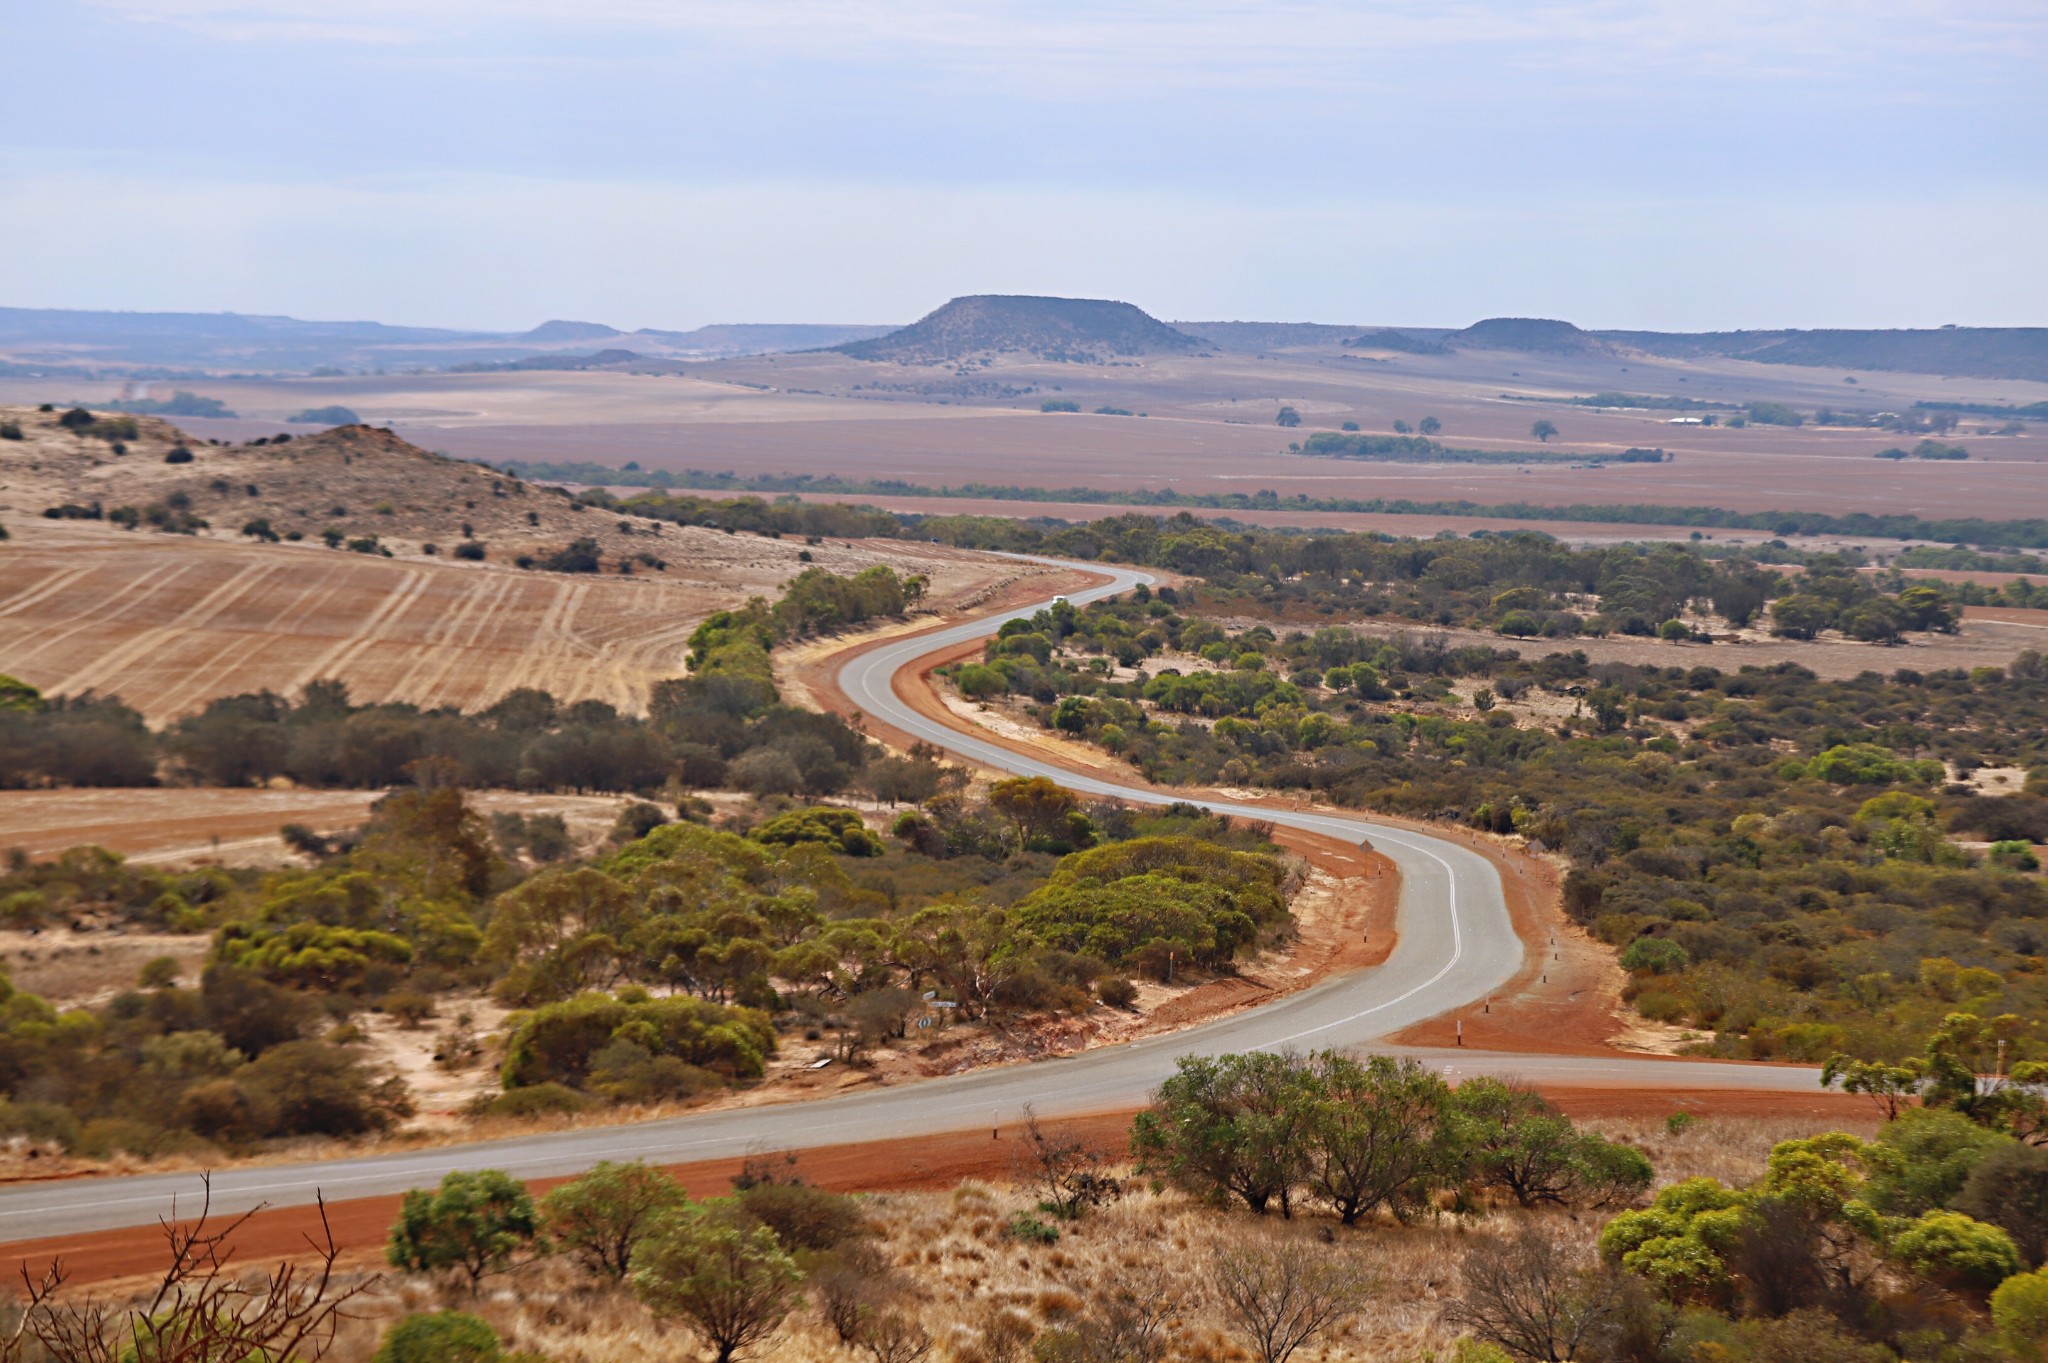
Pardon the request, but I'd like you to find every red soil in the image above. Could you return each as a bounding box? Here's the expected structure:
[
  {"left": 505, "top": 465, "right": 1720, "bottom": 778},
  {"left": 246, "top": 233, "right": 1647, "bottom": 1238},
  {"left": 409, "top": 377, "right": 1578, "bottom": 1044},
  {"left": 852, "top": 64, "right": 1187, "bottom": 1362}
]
[{"left": 4, "top": 1086, "right": 1878, "bottom": 1290}]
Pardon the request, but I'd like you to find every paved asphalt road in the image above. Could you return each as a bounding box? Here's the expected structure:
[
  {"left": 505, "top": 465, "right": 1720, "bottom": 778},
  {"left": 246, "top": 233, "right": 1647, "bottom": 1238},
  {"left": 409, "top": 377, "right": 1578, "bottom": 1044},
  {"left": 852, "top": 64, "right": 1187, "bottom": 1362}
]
[{"left": 0, "top": 557, "right": 1820, "bottom": 1241}]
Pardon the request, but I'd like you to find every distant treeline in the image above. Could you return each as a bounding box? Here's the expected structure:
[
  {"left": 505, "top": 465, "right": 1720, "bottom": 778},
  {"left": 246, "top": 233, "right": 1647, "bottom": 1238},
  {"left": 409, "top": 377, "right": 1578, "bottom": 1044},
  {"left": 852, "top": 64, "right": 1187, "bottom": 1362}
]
[
  {"left": 545, "top": 465, "right": 2048, "bottom": 550},
  {"left": 1915, "top": 399, "right": 2048, "bottom": 420},
  {"left": 1293, "top": 432, "right": 1667, "bottom": 463}
]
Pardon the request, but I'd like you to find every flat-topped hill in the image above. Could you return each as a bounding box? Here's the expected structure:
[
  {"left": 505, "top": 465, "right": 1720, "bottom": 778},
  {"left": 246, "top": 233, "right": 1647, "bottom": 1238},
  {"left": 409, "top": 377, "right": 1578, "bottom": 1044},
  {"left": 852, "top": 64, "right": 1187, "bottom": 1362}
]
[
  {"left": 836, "top": 295, "right": 1205, "bottom": 364},
  {"left": 1451, "top": 317, "right": 1613, "bottom": 354}
]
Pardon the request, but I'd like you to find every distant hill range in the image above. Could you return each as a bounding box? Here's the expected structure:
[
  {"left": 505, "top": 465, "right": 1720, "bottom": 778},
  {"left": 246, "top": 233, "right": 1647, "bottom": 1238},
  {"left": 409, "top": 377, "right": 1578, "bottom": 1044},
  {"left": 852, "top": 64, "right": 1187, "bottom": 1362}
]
[
  {"left": 1601, "top": 326, "right": 2048, "bottom": 382},
  {"left": 4, "top": 301, "right": 2042, "bottom": 383},
  {"left": 0, "top": 308, "right": 895, "bottom": 375},
  {"left": 838, "top": 295, "right": 1206, "bottom": 363},
  {"left": 1296, "top": 315, "right": 2048, "bottom": 382}
]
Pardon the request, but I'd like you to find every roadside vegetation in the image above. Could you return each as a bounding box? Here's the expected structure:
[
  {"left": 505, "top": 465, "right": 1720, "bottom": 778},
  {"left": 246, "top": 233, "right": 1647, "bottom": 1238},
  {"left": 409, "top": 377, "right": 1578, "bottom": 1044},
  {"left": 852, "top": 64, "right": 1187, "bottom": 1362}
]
[
  {"left": 18, "top": 1079, "right": 2048, "bottom": 1363},
  {"left": 0, "top": 776, "right": 1293, "bottom": 1162},
  {"left": 934, "top": 550, "right": 2048, "bottom": 1066}
]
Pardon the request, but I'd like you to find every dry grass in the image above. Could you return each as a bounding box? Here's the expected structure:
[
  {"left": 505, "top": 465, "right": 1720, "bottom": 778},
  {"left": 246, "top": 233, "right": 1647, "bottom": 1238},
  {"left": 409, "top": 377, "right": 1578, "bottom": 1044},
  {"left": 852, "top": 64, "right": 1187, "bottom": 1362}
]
[{"left": 221, "top": 1109, "right": 1875, "bottom": 1363}]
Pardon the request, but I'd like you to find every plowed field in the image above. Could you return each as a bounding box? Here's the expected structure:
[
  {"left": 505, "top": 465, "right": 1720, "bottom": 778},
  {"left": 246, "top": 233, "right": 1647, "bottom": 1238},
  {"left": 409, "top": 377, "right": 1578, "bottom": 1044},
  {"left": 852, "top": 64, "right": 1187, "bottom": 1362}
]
[{"left": 0, "top": 520, "right": 1021, "bottom": 721}]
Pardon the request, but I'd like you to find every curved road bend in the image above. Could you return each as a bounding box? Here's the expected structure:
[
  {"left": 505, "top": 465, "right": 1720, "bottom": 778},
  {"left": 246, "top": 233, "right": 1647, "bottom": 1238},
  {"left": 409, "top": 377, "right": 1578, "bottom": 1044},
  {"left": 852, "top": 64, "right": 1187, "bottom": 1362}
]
[{"left": 1, "top": 557, "right": 1820, "bottom": 1240}]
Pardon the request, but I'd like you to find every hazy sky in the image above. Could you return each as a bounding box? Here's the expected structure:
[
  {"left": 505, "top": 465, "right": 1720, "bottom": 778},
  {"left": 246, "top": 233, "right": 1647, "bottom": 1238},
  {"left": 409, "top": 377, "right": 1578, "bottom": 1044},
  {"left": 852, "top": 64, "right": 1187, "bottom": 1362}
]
[{"left": 3, "top": 1, "right": 2043, "bottom": 331}]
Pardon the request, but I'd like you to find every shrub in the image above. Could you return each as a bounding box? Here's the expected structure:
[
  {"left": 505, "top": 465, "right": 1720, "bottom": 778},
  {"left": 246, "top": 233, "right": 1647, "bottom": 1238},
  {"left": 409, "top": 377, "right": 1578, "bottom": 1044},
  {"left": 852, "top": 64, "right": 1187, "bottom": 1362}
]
[
  {"left": 387, "top": 1169, "right": 539, "bottom": 1290},
  {"left": 1990, "top": 839, "right": 2041, "bottom": 871},
  {"left": 541, "top": 1160, "right": 688, "bottom": 1278},
  {"left": 1005, "top": 1211, "right": 1060, "bottom": 1243},
  {"left": 1994, "top": 1268, "right": 2048, "bottom": 1345},
  {"left": 137, "top": 956, "right": 181, "bottom": 989},
  {"left": 1890, "top": 1209, "right": 2020, "bottom": 1290},
  {"left": 735, "top": 1179, "right": 867, "bottom": 1252},
  {"left": 1956, "top": 1142, "right": 2048, "bottom": 1268},
  {"left": 1619, "top": 937, "right": 1689, "bottom": 974},
  {"left": 164, "top": 447, "right": 194, "bottom": 464},
  {"left": 631, "top": 1200, "right": 804, "bottom": 1363},
  {"left": 453, "top": 541, "right": 486, "bottom": 561},
  {"left": 1040, "top": 399, "right": 1080, "bottom": 413},
  {"left": 475, "top": 1082, "right": 590, "bottom": 1120},
  {"left": 373, "top": 1312, "right": 501, "bottom": 1363},
  {"left": 499, "top": 993, "right": 776, "bottom": 1092},
  {"left": 1096, "top": 976, "right": 1138, "bottom": 1008},
  {"left": 750, "top": 806, "right": 883, "bottom": 856}
]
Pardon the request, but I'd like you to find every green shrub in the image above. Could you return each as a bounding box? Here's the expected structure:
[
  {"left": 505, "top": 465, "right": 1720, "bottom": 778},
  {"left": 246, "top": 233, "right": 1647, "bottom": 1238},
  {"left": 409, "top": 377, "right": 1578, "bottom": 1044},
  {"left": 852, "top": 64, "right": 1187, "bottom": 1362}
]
[
  {"left": 541, "top": 1160, "right": 688, "bottom": 1278},
  {"left": 387, "top": 1169, "right": 538, "bottom": 1289},
  {"left": 1890, "top": 1209, "right": 2020, "bottom": 1290},
  {"left": 1006, "top": 1210, "right": 1060, "bottom": 1243},
  {"left": 1619, "top": 937, "right": 1689, "bottom": 974},
  {"left": 1994, "top": 1268, "right": 2048, "bottom": 1343},
  {"left": 475, "top": 1082, "right": 591, "bottom": 1120},
  {"left": 373, "top": 1312, "right": 501, "bottom": 1363},
  {"left": 750, "top": 806, "right": 884, "bottom": 857},
  {"left": 500, "top": 993, "right": 776, "bottom": 1092}
]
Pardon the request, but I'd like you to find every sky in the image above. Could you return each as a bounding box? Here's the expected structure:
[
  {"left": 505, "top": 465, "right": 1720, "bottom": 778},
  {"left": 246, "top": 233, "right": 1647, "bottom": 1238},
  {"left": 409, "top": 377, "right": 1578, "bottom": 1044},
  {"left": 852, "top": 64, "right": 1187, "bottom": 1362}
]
[{"left": 1, "top": 1, "right": 2043, "bottom": 332}]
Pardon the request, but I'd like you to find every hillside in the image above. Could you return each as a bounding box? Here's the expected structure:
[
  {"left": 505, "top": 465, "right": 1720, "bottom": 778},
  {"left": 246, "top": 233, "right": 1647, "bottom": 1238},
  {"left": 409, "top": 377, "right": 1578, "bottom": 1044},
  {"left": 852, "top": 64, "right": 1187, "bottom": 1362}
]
[
  {"left": 0, "top": 309, "right": 897, "bottom": 373},
  {"left": 836, "top": 295, "right": 1205, "bottom": 364},
  {"left": 0, "top": 405, "right": 673, "bottom": 565},
  {"left": 1600, "top": 325, "right": 2048, "bottom": 382}
]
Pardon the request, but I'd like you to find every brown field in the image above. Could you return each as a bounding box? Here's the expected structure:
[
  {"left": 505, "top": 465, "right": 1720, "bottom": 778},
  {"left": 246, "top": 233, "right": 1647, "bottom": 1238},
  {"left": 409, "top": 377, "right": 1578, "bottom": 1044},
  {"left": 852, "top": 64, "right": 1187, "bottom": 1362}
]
[
  {"left": 0, "top": 517, "right": 1029, "bottom": 721},
  {"left": 16, "top": 336, "right": 2044, "bottom": 529},
  {"left": 0, "top": 787, "right": 633, "bottom": 869}
]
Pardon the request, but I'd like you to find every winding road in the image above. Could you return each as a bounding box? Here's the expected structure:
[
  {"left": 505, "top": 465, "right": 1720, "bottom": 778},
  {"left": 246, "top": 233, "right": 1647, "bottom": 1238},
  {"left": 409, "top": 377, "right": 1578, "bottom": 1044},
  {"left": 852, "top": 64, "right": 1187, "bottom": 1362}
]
[{"left": 0, "top": 557, "right": 1820, "bottom": 1241}]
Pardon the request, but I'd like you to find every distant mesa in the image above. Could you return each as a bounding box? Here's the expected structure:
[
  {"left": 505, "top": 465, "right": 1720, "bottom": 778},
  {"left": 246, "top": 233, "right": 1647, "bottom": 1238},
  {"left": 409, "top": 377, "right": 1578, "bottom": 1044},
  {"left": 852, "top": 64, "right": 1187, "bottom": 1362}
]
[
  {"left": 1449, "top": 317, "right": 1612, "bottom": 354},
  {"left": 837, "top": 295, "right": 1205, "bottom": 364},
  {"left": 519, "top": 319, "right": 625, "bottom": 344},
  {"left": 287, "top": 405, "right": 361, "bottom": 425}
]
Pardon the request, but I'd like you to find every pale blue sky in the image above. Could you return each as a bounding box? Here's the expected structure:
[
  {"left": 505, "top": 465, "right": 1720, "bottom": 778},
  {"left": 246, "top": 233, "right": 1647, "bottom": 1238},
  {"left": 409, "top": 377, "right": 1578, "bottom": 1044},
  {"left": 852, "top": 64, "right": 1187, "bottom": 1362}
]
[{"left": 2, "top": 1, "right": 2042, "bottom": 331}]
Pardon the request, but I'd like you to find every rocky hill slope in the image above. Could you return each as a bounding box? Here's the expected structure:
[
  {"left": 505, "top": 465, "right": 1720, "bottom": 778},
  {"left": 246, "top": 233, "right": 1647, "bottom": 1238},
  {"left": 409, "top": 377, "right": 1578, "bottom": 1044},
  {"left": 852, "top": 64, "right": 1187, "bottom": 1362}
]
[{"left": 0, "top": 406, "right": 672, "bottom": 567}]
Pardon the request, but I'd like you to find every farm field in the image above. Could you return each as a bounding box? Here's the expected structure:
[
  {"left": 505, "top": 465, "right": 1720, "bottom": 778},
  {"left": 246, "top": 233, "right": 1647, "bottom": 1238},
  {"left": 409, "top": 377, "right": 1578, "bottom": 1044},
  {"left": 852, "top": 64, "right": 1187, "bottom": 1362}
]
[
  {"left": 0, "top": 787, "right": 634, "bottom": 868},
  {"left": 0, "top": 518, "right": 1023, "bottom": 722},
  {"left": 8, "top": 336, "right": 2046, "bottom": 526}
]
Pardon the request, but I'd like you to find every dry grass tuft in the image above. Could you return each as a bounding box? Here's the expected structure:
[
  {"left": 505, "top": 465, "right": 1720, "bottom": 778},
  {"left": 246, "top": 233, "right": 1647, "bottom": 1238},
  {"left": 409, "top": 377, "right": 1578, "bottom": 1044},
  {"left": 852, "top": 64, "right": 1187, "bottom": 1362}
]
[{"left": 72, "top": 1111, "right": 1874, "bottom": 1362}]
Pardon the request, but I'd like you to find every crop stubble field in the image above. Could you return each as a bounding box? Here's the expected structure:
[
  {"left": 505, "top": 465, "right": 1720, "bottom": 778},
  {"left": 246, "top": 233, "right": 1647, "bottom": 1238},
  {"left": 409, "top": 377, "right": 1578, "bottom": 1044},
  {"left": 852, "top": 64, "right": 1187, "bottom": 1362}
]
[
  {"left": 0, "top": 519, "right": 1019, "bottom": 723},
  {"left": 23, "top": 337, "right": 2046, "bottom": 524}
]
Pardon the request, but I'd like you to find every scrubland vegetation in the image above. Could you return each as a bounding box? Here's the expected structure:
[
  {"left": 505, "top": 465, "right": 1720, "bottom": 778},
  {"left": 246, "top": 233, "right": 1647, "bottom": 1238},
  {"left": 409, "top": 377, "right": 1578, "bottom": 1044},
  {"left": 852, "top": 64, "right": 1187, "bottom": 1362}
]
[
  {"left": 21, "top": 1078, "right": 2048, "bottom": 1363},
  {"left": 0, "top": 559, "right": 1306, "bottom": 1163},
  {"left": 931, "top": 530, "right": 2048, "bottom": 1066},
  {"left": 0, "top": 777, "right": 1293, "bottom": 1161}
]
